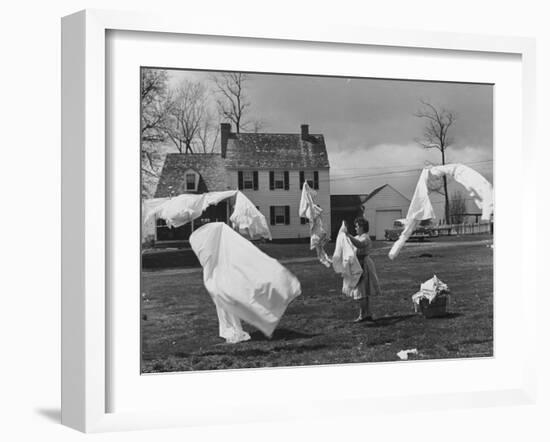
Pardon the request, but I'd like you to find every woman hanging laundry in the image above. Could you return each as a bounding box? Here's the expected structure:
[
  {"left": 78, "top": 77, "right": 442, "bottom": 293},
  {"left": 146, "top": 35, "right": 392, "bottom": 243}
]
[{"left": 345, "top": 217, "right": 382, "bottom": 322}]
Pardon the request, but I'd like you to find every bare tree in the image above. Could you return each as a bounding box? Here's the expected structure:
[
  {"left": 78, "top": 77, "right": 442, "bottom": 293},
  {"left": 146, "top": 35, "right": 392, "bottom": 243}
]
[
  {"left": 449, "top": 191, "right": 467, "bottom": 224},
  {"left": 249, "top": 119, "right": 267, "bottom": 133},
  {"left": 212, "top": 73, "right": 249, "bottom": 133},
  {"left": 415, "top": 100, "right": 456, "bottom": 224},
  {"left": 163, "top": 80, "right": 208, "bottom": 153},
  {"left": 141, "top": 69, "right": 172, "bottom": 198},
  {"left": 196, "top": 111, "right": 221, "bottom": 153},
  {"left": 141, "top": 70, "right": 171, "bottom": 138}
]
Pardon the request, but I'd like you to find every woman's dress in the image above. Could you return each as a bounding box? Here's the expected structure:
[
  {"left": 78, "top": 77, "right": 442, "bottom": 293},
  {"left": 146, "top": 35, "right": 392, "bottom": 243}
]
[{"left": 349, "top": 233, "right": 381, "bottom": 300}]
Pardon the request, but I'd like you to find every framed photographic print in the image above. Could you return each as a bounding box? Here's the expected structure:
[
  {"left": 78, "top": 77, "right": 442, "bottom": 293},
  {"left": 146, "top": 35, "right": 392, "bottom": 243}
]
[{"left": 61, "top": 9, "right": 537, "bottom": 433}]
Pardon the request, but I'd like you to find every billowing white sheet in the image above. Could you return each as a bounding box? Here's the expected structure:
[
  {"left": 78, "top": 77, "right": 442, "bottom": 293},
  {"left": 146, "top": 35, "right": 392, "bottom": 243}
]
[
  {"left": 230, "top": 192, "right": 272, "bottom": 241},
  {"left": 298, "top": 182, "right": 332, "bottom": 267},
  {"left": 144, "top": 190, "right": 237, "bottom": 228},
  {"left": 389, "top": 163, "right": 493, "bottom": 260},
  {"left": 144, "top": 190, "right": 271, "bottom": 240},
  {"left": 430, "top": 164, "right": 493, "bottom": 220},
  {"left": 331, "top": 222, "right": 363, "bottom": 295},
  {"left": 190, "top": 223, "right": 302, "bottom": 342}
]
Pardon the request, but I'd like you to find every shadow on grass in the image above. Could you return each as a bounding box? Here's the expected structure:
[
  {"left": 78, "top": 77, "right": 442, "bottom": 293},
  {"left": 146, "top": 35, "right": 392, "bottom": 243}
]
[
  {"left": 250, "top": 328, "right": 319, "bottom": 342},
  {"left": 409, "top": 253, "right": 443, "bottom": 259},
  {"left": 368, "top": 312, "right": 463, "bottom": 327},
  {"left": 365, "top": 314, "right": 416, "bottom": 327},
  {"left": 426, "top": 312, "right": 463, "bottom": 320}
]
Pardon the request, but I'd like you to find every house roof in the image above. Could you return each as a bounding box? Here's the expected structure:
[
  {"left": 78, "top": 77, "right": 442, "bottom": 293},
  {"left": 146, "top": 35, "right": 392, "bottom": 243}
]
[
  {"left": 154, "top": 153, "right": 228, "bottom": 197},
  {"left": 224, "top": 133, "right": 330, "bottom": 169},
  {"left": 362, "top": 185, "right": 388, "bottom": 203},
  {"left": 362, "top": 184, "right": 411, "bottom": 205},
  {"left": 330, "top": 194, "right": 367, "bottom": 210},
  {"left": 331, "top": 185, "right": 410, "bottom": 210}
]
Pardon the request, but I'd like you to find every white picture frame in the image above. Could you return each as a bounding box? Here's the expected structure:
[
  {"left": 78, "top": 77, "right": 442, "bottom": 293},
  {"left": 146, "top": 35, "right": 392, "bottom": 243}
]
[{"left": 61, "top": 9, "right": 537, "bottom": 433}]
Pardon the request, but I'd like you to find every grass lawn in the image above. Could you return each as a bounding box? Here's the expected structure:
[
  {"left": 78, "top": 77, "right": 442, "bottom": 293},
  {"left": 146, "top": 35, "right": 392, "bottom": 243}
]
[{"left": 141, "top": 236, "right": 493, "bottom": 372}]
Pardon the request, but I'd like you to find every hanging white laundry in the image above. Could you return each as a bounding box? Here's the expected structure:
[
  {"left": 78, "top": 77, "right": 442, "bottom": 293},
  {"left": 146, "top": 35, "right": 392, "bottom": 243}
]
[
  {"left": 331, "top": 222, "right": 363, "bottom": 295},
  {"left": 142, "top": 196, "right": 169, "bottom": 219},
  {"left": 190, "top": 222, "right": 302, "bottom": 343},
  {"left": 230, "top": 192, "right": 272, "bottom": 241},
  {"left": 142, "top": 197, "right": 169, "bottom": 240},
  {"left": 388, "top": 168, "right": 433, "bottom": 260},
  {"left": 144, "top": 190, "right": 272, "bottom": 240},
  {"left": 429, "top": 164, "right": 493, "bottom": 220},
  {"left": 388, "top": 164, "right": 493, "bottom": 260},
  {"left": 299, "top": 182, "right": 332, "bottom": 267},
  {"left": 144, "top": 190, "right": 237, "bottom": 228}
]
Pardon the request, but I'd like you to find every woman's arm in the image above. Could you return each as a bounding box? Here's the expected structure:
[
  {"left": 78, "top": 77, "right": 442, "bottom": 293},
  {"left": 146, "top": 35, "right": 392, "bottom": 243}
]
[{"left": 346, "top": 233, "right": 367, "bottom": 249}]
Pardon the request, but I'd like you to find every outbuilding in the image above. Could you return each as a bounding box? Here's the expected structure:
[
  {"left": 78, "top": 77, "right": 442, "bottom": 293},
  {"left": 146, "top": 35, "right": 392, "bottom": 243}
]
[{"left": 362, "top": 184, "right": 411, "bottom": 240}]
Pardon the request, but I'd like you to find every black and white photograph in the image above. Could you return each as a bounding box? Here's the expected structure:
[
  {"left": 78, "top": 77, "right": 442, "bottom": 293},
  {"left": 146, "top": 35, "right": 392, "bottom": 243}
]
[{"left": 140, "top": 68, "right": 493, "bottom": 373}]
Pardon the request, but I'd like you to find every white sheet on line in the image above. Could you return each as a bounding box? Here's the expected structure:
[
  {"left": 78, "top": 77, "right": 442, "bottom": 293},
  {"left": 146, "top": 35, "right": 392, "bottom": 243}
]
[
  {"left": 190, "top": 222, "right": 302, "bottom": 343},
  {"left": 230, "top": 191, "right": 273, "bottom": 241},
  {"left": 298, "top": 182, "right": 332, "bottom": 267},
  {"left": 144, "top": 190, "right": 271, "bottom": 240},
  {"left": 430, "top": 164, "right": 493, "bottom": 220},
  {"left": 388, "top": 163, "right": 493, "bottom": 259},
  {"left": 331, "top": 222, "right": 363, "bottom": 296}
]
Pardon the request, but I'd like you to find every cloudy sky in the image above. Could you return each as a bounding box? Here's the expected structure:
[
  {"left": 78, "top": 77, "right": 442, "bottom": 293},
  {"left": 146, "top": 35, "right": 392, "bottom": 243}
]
[{"left": 163, "top": 69, "right": 493, "bottom": 212}]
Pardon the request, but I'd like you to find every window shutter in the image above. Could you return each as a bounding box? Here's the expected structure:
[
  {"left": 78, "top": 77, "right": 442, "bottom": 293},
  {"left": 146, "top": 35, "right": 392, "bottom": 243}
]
[
  {"left": 284, "top": 171, "right": 289, "bottom": 190},
  {"left": 238, "top": 171, "right": 243, "bottom": 190},
  {"left": 299, "top": 171, "right": 305, "bottom": 189},
  {"left": 253, "top": 171, "right": 258, "bottom": 190},
  {"left": 313, "top": 171, "right": 319, "bottom": 190},
  {"left": 269, "top": 171, "right": 274, "bottom": 190},
  {"left": 270, "top": 206, "right": 275, "bottom": 225},
  {"left": 285, "top": 206, "right": 290, "bottom": 225}
]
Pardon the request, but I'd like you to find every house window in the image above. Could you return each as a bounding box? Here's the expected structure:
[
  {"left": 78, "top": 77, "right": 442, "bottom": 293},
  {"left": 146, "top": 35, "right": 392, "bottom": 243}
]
[
  {"left": 274, "top": 172, "right": 285, "bottom": 189},
  {"left": 304, "top": 171, "right": 314, "bottom": 188},
  {"left": 238, "top": 171, "right": 258, "bottom": 190},
  {"left": 183, "top": 170, "right": 199, "bottom": 192},
  {"left": 269, "top": 171, "right": 289, "bottom": 190},
  {"left": 243, "top": 171, "right": 254, "bottom": 189},
  {"left": 270, "top": 206, "right": 290, "bottom": 225},
  {"left": 300, "top": 170, "right": 319, "bottom": 190}
]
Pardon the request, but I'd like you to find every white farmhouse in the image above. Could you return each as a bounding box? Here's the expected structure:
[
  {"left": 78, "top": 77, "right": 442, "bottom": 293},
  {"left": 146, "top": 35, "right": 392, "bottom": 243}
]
[{"left": 150, "top": 123, "right": 331, "bottom": 243}]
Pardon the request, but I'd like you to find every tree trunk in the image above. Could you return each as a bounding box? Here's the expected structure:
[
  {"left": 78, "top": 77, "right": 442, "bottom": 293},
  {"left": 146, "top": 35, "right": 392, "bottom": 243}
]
[
  {"left": 443, "top": 176, "right": 450, "bottom": 224},
  {"left": 441, "top": 149, "right": 450, "bottom": 224},
  {"left": 185, "top": 140, "right": 193, "bottom": 154}
]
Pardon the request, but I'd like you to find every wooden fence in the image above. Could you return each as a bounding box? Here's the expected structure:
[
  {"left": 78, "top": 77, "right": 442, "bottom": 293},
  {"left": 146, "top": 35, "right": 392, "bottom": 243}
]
[{"left": 436, "top": 222, "right": 492, "bottom": 236}]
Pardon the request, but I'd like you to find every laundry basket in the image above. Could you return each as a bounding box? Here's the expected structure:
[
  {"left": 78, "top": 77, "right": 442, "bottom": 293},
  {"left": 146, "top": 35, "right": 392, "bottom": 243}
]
[{"left": 418, "top": 293, "right": 449, "bottom": 318}]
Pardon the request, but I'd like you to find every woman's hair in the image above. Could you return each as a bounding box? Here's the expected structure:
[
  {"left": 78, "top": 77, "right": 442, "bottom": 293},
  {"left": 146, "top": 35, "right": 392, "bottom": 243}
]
[{"left": 354, "top": 217, "right": 369, "bottom": 233}]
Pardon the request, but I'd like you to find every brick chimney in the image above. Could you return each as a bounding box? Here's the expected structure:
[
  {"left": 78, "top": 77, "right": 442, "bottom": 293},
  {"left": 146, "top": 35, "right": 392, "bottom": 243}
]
[
  {"left": 301, "top": 124, "right": 309, "bottom": 141},
  {"left": 220, "top": 123, "right": 231, "bottom": 158}
]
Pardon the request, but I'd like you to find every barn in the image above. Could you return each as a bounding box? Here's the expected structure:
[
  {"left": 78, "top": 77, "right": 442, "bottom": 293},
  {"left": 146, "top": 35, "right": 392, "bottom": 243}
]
[
  {"left": 362, "top": 184, "right": 411, "bottom": 240},
  {"left": 331, "top": 184, "right": 411, "bottom": 240},
  {"left": 330, "top": 194, "right": 366, "bottom": 240}
]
